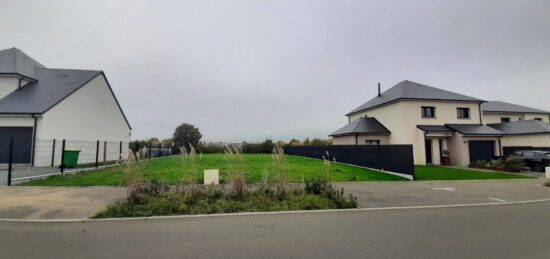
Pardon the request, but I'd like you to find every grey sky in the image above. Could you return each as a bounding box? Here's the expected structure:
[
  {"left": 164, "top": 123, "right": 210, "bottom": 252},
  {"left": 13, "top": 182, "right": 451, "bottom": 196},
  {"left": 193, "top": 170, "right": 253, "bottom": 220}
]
[{"left": 2, "top": 0, "right": 549, "bottom": 142}]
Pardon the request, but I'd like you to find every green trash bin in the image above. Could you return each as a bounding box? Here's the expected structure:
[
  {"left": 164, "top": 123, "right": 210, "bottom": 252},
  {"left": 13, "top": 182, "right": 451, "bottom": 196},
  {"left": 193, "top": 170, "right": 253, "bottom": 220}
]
[{"left": 63, "top": 149, "right": 81, "bottom": 168}]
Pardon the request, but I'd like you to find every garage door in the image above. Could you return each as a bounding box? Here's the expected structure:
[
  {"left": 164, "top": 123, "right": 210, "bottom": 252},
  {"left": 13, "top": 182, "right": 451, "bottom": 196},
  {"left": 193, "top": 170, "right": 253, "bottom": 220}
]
[
  {"left": 468, "top": 141, "right": 495, "bottom": 163},
  {"left": 0, "top": 127, "right": 33, "bottom": 163}
]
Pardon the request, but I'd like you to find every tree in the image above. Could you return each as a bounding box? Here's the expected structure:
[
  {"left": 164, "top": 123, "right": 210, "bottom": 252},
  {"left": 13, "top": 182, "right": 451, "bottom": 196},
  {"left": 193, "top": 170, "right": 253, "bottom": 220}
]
[
  {"left": 289, "top": 139, "right": 302, "bottom": 146},
  {"left": 173, "top": 123, "right": 202, "bottom": 150}
]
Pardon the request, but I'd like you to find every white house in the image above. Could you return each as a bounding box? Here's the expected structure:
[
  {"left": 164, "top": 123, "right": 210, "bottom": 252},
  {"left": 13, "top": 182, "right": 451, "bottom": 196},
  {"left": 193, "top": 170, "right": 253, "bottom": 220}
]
[
  {"left": 0, "top": 47, "right": 131, "bottom": 166},
  {"left": 331, "top": 80, "right": 550, "bottom": 166}
]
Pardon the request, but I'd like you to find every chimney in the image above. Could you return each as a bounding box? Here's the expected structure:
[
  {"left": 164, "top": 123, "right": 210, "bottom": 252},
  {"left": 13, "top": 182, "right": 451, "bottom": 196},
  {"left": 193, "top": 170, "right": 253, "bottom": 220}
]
[{"left": 378, "top": 83, "right": 381, "bottom": 97}]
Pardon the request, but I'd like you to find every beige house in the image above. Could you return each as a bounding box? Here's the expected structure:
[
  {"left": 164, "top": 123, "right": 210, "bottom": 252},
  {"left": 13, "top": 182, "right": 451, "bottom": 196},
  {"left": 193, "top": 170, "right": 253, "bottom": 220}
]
[
  {"left": 331, "top": 81, "right": 550, "bottom": 166},
  {"left": 0, "top": 48, "right": 131, "bottom": 166}
]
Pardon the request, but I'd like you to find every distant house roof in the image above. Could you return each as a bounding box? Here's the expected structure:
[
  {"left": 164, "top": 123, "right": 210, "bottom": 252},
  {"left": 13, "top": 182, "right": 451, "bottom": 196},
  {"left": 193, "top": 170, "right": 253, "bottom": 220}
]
[
  {"left": 482, "top": 101, "right": 550, "bottom": 114},
  {"left": 417, "top": 125, "right": 454, "bottom": 133},
  {"left": 347, "top": 80, "right": 484, "bottom": 116},
  {"left": 0, "top": 48, "right": 45, "bottom": 79},
  {"left": 330, "top": 117, "right": 391, "bottom": 136},
  {"left": 445, "top": 124, "right": 504, "bottom": 136},
  {"left": 488, "top": 120, "right": 550, "bottom": 135}
]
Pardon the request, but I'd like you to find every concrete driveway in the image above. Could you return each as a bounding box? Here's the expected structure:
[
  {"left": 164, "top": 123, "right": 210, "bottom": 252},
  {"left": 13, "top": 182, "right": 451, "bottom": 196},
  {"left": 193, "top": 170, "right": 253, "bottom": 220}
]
[{"left": 0, "top": 187, "right": 126, "bottom": 219}]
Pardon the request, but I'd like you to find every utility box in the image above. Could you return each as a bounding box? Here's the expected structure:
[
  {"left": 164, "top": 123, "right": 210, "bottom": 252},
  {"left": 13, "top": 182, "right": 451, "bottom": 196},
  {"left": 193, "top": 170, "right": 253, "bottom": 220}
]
[
  {"left": 546, "top": 167, "right": 550, "bottom": 179},
  {"left": 204, "top": 169, "right": 220, "bottom": 185}
]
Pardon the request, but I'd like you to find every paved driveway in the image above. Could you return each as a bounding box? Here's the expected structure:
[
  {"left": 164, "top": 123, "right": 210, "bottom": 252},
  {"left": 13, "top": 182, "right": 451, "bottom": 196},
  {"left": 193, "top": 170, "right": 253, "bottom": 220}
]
[
  {"left": 337, "top": 178, "right": 550, "bottom": 208},
  {"left": 0, "top": 187, "right": 126, "bottom": 219},
  {"left": 0, "top": 165, "right": 60, "bottom": 185}
]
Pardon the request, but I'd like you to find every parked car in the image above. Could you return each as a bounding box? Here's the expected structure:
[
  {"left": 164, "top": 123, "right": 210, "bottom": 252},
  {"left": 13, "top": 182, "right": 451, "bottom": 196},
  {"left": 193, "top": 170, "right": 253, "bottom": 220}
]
[{"left": 512, "top": 150, "right": 550, "bottom": 172}]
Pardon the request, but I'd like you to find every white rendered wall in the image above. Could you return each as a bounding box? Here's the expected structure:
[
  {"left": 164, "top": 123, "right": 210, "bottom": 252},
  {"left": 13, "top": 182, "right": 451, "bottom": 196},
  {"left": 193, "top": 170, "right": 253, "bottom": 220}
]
[
  {"left": 0, "top": 116, "right": 34, "bottom": 127},
  {"left": 36, "top": 74, "right": 130, "bottom": 142},
  {"left": 0, "top": 76, "right": 19, "bottom": 100},
  {"left": 332, "top": 135, "right": 389, "bottom": 145},
  {"left": 501, "top": 134, "right": 550, "bottom": 147}
]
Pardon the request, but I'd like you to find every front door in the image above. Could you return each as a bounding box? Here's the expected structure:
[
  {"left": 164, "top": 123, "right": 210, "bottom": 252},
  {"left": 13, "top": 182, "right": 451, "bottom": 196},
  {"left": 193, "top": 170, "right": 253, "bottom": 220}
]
[{"left": 425, "top": 139, "right": 433, "bottom": 164}]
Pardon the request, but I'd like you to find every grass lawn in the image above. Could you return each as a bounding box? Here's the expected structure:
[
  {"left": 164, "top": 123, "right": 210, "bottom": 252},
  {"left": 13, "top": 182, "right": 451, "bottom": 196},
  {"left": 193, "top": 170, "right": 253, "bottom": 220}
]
[
  {"left": 415, "top": 165, "right": 534, "bottom": 180},
  {"left": 22, "top": 154, "right": 406, "bottom": 186}
]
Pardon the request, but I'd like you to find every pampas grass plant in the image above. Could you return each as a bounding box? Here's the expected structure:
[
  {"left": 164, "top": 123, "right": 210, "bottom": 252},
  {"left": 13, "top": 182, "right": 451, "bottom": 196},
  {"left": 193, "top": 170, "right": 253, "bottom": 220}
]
[{"left": 225, "top": 144, "right": 247, "bottom": 200}]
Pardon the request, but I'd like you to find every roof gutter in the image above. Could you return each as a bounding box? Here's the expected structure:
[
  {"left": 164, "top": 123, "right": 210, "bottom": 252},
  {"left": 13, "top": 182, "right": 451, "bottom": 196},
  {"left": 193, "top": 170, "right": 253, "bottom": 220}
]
[{"left": 0, "top": 72, "right": 38, "bottom": 82}]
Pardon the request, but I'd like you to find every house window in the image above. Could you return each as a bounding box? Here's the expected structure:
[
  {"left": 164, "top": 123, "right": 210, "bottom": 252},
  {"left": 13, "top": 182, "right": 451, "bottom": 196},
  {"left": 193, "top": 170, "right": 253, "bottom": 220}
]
[
  {"left": 421, "top": 106, "right": 436, "bottom": 118},
  {"left": 535, "top": 118, "right": 543, "bottom": 121},
  {"left": 500, "top": 117, "right": 510, "bottom": 122},
  {"left": 456, "top": 108, "right": 470, "bottom": 119},
  {"left": 365, "top": 140, "right": 380, "bottom": 145}
]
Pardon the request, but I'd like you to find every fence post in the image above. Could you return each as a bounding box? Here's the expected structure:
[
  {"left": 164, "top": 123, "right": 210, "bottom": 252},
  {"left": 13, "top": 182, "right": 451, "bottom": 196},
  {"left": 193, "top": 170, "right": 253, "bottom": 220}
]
[
  {"left": 60, "top": 139, "right": 66, "bottom": 174},
  {"left": 119, "top": 141, "right": 122, "bottom": 162},
  {"left": 95, "top": 140, "right": 100, "bottom": 168},
  {"left": 51, "top": 139, "right": 56, "bottom": 167},
  {"left": 7, "top": 138, "right": 13, "bottom": 186},
  {"left": 103, "top": 141, "right": 107, "bottom": 165},
  {"left": 149, "top": 142, "right": 152, "bottom": 159},
  {"left": 160, "top": 143, "right": 163, "bottom": 158}
]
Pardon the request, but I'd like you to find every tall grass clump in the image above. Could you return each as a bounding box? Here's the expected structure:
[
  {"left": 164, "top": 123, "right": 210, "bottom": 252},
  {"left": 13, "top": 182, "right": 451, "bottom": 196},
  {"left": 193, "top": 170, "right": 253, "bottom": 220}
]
[
  {"left": 271, "top": 144, "right": 288, "bottom": 198},
  {"left": 225, "top": 144, "right": 247, "bottom": 200},
  {"left": 178, "top": 145, "right": 201, "bottom": 184},
  {"left": 123, "top": 151, "right": 147, "bottom": 204}
]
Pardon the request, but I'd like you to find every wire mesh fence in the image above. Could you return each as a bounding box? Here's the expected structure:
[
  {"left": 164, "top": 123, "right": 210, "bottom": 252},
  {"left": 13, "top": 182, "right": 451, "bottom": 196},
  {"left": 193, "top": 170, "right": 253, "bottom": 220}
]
[{"left": 1, "top": 138, "right": 178, "bottom": 185}]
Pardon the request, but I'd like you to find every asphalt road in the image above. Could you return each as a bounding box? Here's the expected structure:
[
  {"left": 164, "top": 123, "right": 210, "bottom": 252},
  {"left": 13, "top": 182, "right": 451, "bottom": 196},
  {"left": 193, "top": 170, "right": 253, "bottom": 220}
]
[{"left": 1, "top": 201, "right": 549, "bottom": 259}]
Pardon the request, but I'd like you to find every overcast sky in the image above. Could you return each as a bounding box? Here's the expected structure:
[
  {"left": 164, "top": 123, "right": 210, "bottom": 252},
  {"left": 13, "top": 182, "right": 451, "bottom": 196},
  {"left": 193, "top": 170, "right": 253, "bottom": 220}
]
[{"left": 2, "top": 0, "right": 549, "bottom": 142}]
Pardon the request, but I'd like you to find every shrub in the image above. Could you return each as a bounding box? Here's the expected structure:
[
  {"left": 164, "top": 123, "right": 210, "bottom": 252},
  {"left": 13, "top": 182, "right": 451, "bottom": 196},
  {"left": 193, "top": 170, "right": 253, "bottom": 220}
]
[
  {"left": 504, "top": 156, "right": 526, "bottom": 171},
  {"left": 304, "top": 177, "right": 332, "bottom": 195},
  {"left": 470, "top": 160, "right": 489, "bottom": 168},
  {"left": 488, "top": 159, "right": 504, "bottom": 169}
]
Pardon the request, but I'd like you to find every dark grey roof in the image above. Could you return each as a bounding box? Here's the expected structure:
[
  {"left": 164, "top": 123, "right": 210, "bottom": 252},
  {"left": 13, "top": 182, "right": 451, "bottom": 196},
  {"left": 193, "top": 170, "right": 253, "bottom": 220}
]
[
  {"left": 446, "top": 124, "right": 504, "bottom": 136},
  {"left": 417, "top": 125, "right": 454, "bottom": 133},
  {"left": 488, "top": 120, "right": 550, "bottom": 135},
  {"left": 330, "top": 117, "right": 390, "bottom": 136},
  {"left": 482, "top": 101, "right": 550, "bottom": 114},
  {"left": 347, "top": 80, "right": 484, "bottom": 115},
  {"left": 0, "top": 68, "right": 101, "bottom": 114},
  {"left": 0, "top": 48, "right": 45, "bottom": 79}
]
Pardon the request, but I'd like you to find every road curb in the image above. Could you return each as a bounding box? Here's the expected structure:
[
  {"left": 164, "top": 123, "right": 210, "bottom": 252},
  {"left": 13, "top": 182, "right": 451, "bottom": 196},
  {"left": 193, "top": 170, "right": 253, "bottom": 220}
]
[{"left": 2, "top": 198, "right": 550, "bottom": 223}]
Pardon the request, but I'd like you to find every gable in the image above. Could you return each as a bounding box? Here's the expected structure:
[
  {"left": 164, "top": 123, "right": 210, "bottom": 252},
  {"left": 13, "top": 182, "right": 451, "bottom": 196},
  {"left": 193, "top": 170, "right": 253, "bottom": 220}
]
[{"left": 41, "top": 73, "right": 131, "bottom": 131}]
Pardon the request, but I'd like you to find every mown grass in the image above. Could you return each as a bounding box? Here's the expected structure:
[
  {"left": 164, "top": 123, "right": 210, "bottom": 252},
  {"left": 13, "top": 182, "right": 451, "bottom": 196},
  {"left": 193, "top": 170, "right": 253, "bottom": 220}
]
[
  {"left": 414, "top": 165, "right": 534, "bottom": 180},
  {"left": 22, "top": 154, "right": 406, "bottom": 186}
]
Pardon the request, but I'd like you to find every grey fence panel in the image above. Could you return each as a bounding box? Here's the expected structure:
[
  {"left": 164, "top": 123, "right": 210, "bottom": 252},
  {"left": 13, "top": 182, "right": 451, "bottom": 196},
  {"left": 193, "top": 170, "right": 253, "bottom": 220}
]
[{"left": 284, "top": 145, "right": 415, "bottom": 178}]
